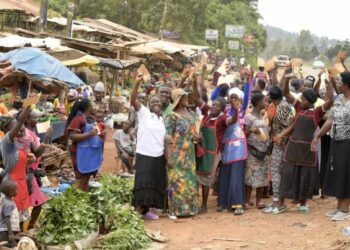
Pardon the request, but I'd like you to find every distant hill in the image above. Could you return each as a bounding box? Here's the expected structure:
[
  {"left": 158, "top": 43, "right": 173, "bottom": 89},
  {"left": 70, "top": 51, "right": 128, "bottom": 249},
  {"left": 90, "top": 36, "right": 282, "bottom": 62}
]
[
  {"left": 260, "top": 25, "right": 340, "bottom": 60},
  {"left": 265, "top": 25, "right": 298, "bottom": 41}
]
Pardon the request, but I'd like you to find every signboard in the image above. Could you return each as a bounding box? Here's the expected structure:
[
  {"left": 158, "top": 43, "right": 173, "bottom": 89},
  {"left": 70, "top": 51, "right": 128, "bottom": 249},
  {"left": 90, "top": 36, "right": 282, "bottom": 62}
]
[
  {"left": 225, "top": 25, "right": 245, "bottom": 38},
  {"left": 205, "top": 29, "right": 218, "bottom": 40},
  {"left": 248, "top": 44, "right": 257, "bottom": 55},
  {"left": 228, "top": 40, "right": 239, "bottom": 50}
]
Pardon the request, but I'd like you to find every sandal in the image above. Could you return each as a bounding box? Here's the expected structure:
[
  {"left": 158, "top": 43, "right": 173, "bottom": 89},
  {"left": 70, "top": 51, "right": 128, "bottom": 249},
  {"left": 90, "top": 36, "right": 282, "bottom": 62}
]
[
  {"left": 298, "top": 205, "right": 309, "bottom": 214},
  {"left": 216, "top": 206, "right": 227, "bottom": 212},
  {"left": 257, "top": 203, "right": 267, "bottom": 209},
  {"left": 272, "top": 206, "right": 286, "bottom": 214},
  {"left": 262, "top": 205, "right": 274, "bottom": 213},
  {"left": 233, "top": 208, "right": 244, "bottom": 215},
  {"left": 143, "top": 211, "right": 159, "bottom": 220},
  {"left": 198, "top": 207, "right": 208, "bottom": 214}
]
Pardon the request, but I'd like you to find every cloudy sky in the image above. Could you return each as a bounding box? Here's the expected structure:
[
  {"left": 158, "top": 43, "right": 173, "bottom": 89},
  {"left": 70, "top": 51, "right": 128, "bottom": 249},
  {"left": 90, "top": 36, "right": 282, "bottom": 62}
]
[{"left": 258, "top": 0, "right": 349, "bottom": 40}]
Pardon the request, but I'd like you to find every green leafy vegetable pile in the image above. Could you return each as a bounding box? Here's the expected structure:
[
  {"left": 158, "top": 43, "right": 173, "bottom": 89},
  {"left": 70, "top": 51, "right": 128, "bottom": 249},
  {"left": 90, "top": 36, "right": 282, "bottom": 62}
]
[
  {"left": 91, "top": 174, "right": 134, "bottom": 224},
  {"left": 36, "top": 187, "right": 98, "bottom": 245},
  {"left": 36, "top": 175, "right": 151, "bottom": 249},
  {"left": 94, "top": 204, "right": 151, "bottom": 249}
]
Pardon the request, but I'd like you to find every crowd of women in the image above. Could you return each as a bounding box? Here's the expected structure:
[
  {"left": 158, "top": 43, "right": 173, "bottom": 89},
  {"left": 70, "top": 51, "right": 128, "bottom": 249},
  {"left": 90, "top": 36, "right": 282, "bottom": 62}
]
[{"left": 131, "top": 59, "right": 350, "bottom": 222}]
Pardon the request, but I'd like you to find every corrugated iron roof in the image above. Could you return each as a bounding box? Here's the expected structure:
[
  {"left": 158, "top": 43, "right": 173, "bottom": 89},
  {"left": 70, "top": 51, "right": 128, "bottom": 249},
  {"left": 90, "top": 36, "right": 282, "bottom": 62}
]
[{"left": 0, "top": 0, "right": 39, "bottom": 15}]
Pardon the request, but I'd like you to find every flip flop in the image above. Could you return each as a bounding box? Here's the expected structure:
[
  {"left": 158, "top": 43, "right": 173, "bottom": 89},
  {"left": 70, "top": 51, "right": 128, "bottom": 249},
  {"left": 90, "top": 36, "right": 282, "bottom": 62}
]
[
  {"left": 257, "top": 203, "right": 267, "bottom": 209},
  {"left": 198, "top": 207, "right": 208, "bottom": 214},
  {"left": 145, "top": 229, "right": 168, "bottom": 243},
  {"left": 298, "top": 205, "right": 309, "bottom": 214},
  {"left": 272, "top": 206, "right": 286, "bottom": 214}
]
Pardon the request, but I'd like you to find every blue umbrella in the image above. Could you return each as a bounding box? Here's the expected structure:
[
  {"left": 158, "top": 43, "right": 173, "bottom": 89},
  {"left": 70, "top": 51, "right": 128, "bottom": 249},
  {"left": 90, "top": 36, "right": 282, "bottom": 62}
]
[{"left": 0, "top": 47, "right": 84, "bottom": 87}]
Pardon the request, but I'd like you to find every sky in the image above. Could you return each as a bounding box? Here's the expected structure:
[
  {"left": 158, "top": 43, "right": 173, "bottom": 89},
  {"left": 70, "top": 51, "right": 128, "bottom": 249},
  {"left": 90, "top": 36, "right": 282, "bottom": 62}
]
[{"left": 258, "top": 0, "right": 349, "bottom": 41}]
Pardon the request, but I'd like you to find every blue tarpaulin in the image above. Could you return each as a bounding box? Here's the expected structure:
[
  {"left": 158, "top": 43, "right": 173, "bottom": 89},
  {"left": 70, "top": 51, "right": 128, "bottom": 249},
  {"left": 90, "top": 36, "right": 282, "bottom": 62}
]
[{"left": 0, "top": 48, "right": 84, "bottom": 87}]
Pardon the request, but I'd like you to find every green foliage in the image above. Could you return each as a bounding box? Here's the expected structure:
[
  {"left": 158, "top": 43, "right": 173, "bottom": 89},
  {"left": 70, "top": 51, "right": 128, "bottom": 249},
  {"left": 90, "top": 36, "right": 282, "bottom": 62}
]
[{"left": 37, "top": 187, "right": 98, "bottom": 245}]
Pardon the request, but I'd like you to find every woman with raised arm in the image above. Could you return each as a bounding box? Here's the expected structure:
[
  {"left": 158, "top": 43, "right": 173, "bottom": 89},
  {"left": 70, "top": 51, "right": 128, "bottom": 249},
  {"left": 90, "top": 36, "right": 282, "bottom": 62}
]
[
  {"left": 272, "top": 70, "right": 334, "bottom": 214},
  {"left": 312, "top": 71, "right": 350, "bottom": 221},
  {"left": 131, "top": 75, "right": 167, "bottom": 220},
  {"left": 192, "top": 74, "right": 228, "bottom": 214},
  {"left": 0, "top": 106, "right": 31, "bottom": 222},
  {"left": 217, "top": 83, "right": 250, "bottom": 216}
]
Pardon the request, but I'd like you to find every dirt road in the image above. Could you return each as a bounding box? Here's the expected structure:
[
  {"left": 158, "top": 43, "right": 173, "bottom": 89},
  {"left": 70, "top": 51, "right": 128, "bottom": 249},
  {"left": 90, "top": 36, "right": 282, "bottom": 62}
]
[{"left": 100, "top": 132, "right": 350, "bottom": 250}]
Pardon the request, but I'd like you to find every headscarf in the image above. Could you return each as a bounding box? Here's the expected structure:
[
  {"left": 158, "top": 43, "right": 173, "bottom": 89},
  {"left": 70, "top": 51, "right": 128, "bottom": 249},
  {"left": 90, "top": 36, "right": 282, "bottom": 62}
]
[
  {"left": 302, "top": 89, "right": 318, "bottom": 104},
  {"left": 94, "top": 82, "right": 105, "bottom": 92},
  {"left": 228, "top": 87, "right": 244, "bottom": 99}
]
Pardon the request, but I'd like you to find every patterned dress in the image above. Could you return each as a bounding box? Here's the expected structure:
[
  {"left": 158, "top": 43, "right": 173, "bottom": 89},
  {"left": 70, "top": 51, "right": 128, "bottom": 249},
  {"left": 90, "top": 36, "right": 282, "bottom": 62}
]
[
  {"left": 244, "top": 113, "right": 269, "bottom": 188},
  {"left": 165, "top": 111, "right": 198, "bottom": 216}
]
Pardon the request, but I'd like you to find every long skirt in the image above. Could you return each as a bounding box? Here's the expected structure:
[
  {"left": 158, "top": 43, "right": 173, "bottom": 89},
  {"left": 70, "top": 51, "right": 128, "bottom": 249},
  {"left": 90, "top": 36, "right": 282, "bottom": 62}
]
[
  {"left": 320, "top": 134, "right": 331, "bottom": 189},
  {"left": 279, "top": 163, "right": 319, "bottom": 201},
  {"left": 245, "top": 153, "right": 269, "bottom": 188},
  {"left": 132, "top": 153, "right": 166, "bottom": 209},
  {"left": 324, "top": 139, "right": 350, "bottom": 199},
  {"left": 217, "top": 161, "right": 245, "bottom": 209}
]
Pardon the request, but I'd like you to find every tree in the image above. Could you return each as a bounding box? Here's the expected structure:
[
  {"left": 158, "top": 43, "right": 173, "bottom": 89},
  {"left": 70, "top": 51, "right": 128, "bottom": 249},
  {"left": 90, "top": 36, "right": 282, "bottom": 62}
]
[
  {"left": 311, "top": 46, "right": 319, "bottom": 59},
  {"left": 47, "top": 0, "right": 266, "bottom": 49}
]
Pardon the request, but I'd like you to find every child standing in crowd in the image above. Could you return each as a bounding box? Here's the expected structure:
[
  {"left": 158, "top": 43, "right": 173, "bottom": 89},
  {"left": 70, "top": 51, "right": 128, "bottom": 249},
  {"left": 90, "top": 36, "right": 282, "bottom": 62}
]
[
  {"left": 272, "top": 71, "right": 334, "bottom": 214},
  {"left": 0, "top": 179, "right": 20, "bottom": 248},
  {"left": 113, "top": 120, "right": 135, "bottom": 176}
]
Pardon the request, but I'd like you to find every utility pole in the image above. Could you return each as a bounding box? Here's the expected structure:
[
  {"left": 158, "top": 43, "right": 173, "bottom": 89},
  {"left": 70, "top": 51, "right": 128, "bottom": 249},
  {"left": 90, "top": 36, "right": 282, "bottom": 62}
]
[
  {"left": 66, "top": 0, "right": 76, "bottom": 38},
  {"left": 39, "top": 0, "right": 48, "bottom": 33},
  {"left": 159, "top": 0, "right": 170, "bottom": 40}
]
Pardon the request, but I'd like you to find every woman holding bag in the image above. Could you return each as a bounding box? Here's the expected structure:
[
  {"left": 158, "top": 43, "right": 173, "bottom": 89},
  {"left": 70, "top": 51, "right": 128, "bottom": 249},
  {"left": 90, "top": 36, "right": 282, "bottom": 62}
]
[
  {"left": 244, "top": 93, "right": 269, "bottom": 209},
  {"left": 66, "top": 99, "right": 102, "bottom": 192}
]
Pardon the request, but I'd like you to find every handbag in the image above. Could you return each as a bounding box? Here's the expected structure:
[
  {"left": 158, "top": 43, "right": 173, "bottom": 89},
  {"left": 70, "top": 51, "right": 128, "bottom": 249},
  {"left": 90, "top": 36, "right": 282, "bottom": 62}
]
[{"left": 248, "top": 145, "right": 268, "bottom": 161}]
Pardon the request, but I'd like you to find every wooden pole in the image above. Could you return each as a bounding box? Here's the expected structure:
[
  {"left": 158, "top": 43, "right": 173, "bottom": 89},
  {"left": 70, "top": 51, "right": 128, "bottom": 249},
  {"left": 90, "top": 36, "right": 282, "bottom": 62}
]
[
  {"left": 66, "top": 0, "right": 76, "bottom": 38},
  {"left": 159, "top": 0, "right": 170, "bottom": 40},
  {"left": 39, "top": 0, "right": 48, "bottom": 33}
]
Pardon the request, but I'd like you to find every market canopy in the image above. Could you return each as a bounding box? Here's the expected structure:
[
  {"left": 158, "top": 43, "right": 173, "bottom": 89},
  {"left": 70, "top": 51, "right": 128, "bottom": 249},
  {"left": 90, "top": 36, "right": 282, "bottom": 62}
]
[
  {"left": 63, "top": 54, "right": 100, "bottom": 67},
  {"left": 0, "top": 47, "right": 84, "bottom": 87}
]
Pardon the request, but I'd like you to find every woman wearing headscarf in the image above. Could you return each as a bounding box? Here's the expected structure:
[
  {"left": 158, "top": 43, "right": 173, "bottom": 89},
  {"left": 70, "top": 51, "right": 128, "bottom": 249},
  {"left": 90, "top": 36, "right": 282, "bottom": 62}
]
[
  {"left": 244, "top": 93, "right": 269, "bottom": 209},
  {"left": 131, "top": 75, "right": 167, "bottom": 220},
  {"left": 312, "top": 71, "right": 350, "bottom": 221},
  {"left": 191, "top": 75, "right": 228, "bottom": 213},
  {"left": 217, "top": 80, "right": 250, "bottom": 216},
  {"left": 165, "top": 88, "right": 201, "bottom": 219},
  {"left": 0, "top": 106, "right": 32, "bottom": 223},
  {"left": 66, "top": 99, "right": 102, "bottom": 192},
  {"left": 272, "top": 72, "right": 334, "bottom": 214}
]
